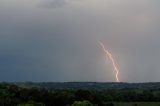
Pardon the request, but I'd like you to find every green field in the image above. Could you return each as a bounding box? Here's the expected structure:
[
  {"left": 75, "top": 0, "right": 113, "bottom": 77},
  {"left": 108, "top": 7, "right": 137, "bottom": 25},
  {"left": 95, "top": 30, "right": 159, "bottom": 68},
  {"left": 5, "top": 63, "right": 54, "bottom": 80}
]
[{"left": 114, "top": 102, "right": 160, "bottom": 106}]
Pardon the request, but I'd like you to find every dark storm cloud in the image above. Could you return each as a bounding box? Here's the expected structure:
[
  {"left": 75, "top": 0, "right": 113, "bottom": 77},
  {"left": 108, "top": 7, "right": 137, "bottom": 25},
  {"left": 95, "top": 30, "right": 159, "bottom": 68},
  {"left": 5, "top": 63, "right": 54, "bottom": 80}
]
[
  {"left": 0, "top": 0, "right": 160, "bottom": 82},
  {"left": 38, "top": 0, "right": 69, "bottom": 8}
]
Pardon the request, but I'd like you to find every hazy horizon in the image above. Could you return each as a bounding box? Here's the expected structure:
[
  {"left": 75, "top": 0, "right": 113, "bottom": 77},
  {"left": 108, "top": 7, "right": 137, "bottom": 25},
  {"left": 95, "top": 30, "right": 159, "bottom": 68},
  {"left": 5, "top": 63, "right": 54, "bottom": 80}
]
[{"left": 0, "top": 0, "right": 160, "bottom": 82}]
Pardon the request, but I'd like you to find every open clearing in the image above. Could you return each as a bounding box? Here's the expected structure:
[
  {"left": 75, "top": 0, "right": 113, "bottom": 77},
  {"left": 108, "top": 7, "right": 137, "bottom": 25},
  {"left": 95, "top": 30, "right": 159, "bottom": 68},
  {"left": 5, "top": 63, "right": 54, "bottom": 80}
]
[{"left": 114, "top": 102, "right": 160, "bottom": 106}]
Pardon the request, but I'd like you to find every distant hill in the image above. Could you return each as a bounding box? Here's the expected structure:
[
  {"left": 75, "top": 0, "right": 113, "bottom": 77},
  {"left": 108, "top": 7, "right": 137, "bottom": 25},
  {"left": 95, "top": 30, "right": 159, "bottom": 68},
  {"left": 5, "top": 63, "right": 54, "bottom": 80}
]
[{"left": 11, "top": 82, "right": 160, "bottom": 90}]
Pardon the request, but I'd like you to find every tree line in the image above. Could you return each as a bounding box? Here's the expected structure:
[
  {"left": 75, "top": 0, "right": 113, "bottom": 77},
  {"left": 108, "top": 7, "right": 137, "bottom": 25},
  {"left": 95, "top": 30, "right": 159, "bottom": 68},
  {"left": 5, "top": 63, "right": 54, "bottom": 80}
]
[{"left": 0, "top": 83, "right": 160, "bottom": 106}]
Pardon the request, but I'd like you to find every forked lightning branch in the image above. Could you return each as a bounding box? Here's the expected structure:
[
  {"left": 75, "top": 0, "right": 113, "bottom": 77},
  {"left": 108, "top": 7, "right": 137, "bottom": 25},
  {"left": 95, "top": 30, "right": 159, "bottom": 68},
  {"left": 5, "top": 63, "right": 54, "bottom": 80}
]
[{"left": 99, "top": 41, "right": 120, "bottom": 82}]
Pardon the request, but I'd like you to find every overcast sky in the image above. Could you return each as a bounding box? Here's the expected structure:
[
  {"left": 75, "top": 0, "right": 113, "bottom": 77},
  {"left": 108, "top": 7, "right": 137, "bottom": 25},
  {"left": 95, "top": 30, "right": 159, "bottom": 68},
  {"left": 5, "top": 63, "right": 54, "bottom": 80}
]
[{"left": 0, "top": 0, "right": 160, "bottom": 82}]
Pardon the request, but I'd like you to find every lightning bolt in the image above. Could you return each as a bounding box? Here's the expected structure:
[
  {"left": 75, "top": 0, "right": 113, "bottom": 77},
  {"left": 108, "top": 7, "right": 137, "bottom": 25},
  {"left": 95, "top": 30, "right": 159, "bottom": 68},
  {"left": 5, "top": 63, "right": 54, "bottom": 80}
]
[{"left": 99, "top": 41, "right": 120, "bottom": 82}]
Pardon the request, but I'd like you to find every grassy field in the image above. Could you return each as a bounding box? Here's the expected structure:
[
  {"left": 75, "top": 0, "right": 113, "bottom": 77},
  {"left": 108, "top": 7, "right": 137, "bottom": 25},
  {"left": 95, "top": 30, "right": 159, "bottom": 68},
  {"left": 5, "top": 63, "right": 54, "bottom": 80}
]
[{"left": 114, "top": 102, "right": 160, "bottom": 106}]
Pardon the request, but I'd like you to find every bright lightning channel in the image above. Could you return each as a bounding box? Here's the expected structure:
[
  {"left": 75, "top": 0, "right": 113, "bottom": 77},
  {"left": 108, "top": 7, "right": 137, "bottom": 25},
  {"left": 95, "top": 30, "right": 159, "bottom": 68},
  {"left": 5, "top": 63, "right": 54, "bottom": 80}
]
[{"left": 99, "top": 41, "right": 120, "bottom": 82}]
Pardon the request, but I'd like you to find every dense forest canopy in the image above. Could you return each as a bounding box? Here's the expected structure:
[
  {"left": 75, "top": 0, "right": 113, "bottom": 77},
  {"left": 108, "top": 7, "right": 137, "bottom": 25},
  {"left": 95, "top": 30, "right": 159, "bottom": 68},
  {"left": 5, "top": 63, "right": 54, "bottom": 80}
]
[{"left": 0, "top": 82, "right": 160, "bottom": 106}]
